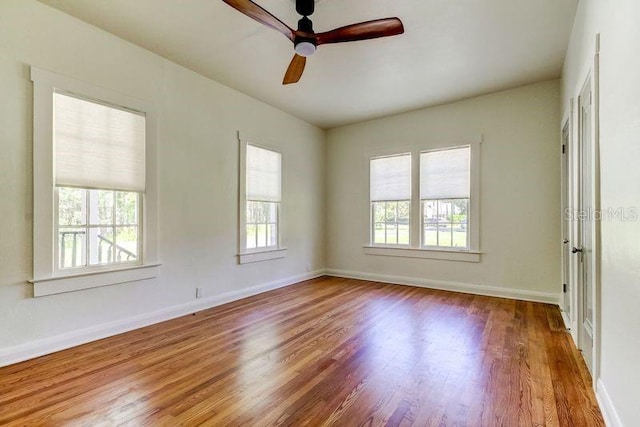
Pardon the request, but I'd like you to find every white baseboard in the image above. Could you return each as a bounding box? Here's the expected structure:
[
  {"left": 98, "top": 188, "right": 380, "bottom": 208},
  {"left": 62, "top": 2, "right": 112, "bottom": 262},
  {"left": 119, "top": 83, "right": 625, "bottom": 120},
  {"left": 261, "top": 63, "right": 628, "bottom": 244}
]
[
  {"left": 325, "top": 268, "right": 560, "bottom": 304},
  {"left": 0, "top": 270, "right": 324, "bottom": 368},
  {"left": 560, "top": 310, "right": 571, "bottom": 330},
  {"left": 559, "top": 310, "right": 580, "bottom": 344},
  {"left": 596, "top": 378, "right": 624, "bottom": 427}
]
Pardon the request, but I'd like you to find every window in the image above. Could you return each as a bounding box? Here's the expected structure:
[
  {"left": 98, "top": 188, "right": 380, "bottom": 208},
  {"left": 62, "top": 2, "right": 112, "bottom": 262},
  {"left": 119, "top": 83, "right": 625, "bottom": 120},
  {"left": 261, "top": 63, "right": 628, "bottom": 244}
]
[
  {"left": 238, "top": 135, "right": 286, "bottom": 264},
  {"left": 421, "top": 147, "right": 470, "bottom": 249},
  {"left": 370, "top": 154, "right": 411, "bottom": 246},
  {"left": 245, "top": 143, "right": 281, "bottom": 250},
  {"left": 54, "top": 92, "right": 144, "bottom": 271},
  {"left": 366, "top": 142, "right": 480, "bottom": 262},
  {"left": 31, "top": 67, "right": 159, "bottom": 296}
]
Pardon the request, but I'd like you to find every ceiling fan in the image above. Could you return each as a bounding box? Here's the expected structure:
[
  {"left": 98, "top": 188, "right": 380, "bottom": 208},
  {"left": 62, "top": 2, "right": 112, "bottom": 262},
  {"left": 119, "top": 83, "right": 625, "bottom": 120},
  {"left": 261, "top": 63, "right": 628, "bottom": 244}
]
[{"left": 222, "top": 0, "right": 405, "bottom": 84}]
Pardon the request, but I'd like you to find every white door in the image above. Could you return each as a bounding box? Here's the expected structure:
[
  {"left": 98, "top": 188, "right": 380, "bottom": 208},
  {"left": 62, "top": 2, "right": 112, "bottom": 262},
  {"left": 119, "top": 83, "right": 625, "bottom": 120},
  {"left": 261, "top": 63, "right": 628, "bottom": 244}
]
[
  {"left": 575, "top": 77, "right": 595, "bottom": 373},
  {"left": 561, "top": 122, "right": 572, "bottom": 323}
]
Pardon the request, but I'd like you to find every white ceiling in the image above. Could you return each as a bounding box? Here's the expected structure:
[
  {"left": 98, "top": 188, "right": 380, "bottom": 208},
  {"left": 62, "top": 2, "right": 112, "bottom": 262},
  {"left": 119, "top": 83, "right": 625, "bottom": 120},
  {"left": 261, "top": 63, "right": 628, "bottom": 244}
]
[{"left": 38, "top": 0, "right": 578, "bottom": 129}]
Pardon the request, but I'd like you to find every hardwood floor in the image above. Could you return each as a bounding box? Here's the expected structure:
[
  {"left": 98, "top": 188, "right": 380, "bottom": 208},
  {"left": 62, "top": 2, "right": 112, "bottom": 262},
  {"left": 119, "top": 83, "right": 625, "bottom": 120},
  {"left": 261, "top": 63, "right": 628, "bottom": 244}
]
[{"left": 0, "top": 277, "right": 604, "bottom": 426}]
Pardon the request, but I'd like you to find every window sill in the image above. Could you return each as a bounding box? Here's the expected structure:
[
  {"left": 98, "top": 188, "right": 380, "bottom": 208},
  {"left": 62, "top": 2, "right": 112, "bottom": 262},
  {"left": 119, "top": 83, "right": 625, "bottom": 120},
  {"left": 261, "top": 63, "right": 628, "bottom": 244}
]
[
  {"left": 363, "top": 246, "right": 482, "bottom": 263},
  {"left": 238, "top": 248, "right": 287, "bottom": 265},
  {"left": 29, "top": 264, "right": 160, "bottom": 297}
]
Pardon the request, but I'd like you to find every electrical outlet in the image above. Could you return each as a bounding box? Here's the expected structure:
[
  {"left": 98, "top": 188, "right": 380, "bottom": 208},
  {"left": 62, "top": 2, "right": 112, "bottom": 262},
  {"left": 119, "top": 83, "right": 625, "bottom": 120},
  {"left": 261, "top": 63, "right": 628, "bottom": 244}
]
[{"left": 196, "top": 287, "right": 202, "bottom": 299}]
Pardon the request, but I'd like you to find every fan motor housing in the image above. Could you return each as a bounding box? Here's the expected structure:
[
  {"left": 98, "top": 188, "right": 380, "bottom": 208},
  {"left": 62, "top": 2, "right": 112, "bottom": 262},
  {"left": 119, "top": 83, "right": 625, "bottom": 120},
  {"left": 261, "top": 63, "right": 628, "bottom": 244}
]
[
  {"left": 295, "top": 16, "right": 316, "bottom": 56},
  {"left": 297, "top": 16, "right": 314, "bottom": 33}
]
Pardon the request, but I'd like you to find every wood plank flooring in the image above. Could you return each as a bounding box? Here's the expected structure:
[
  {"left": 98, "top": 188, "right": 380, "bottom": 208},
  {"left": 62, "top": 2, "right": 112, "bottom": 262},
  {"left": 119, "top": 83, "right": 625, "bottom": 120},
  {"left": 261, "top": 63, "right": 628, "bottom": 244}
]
[{"left": 0, "top": 276, "right": 604, "bottom": 426}]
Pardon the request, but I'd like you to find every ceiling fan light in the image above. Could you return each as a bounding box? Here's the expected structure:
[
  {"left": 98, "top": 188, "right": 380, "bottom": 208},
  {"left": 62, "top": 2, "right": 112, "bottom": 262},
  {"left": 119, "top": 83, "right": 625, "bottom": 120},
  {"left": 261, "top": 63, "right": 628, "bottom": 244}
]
[{"left": 294, "top": 41, "right": 316, "bottom": 57}]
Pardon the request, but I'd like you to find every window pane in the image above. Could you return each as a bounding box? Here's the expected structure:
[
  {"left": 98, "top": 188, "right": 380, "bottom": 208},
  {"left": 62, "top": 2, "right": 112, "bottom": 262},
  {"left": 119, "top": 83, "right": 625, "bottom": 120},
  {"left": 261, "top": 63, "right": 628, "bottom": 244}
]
[
  {"left": 385, "top": 202, "right": 397, "bottom": 222},
  {"left": 438, "top": 224, "right": 452, "bottom": 247},
  {"left": 57, "top": 187, "right": 142, "bottom": 270},
  {"left": 247, "top": 201, "right": 255, "bottom": 224},
  {"left": 89, "top": 190, "right": 114, "bottom": 225},
  {"left": 424, "top": 227, "right": 437, "bottom": 246},
  {"left": 452, "top": 199, "right": 468, "bottom": 224},
  {"left": 385, "top": 224, "right": 397, "bottom": 244},
  {"left": 453, "top": 226, "right": 468, "bottom": 248},
  {"left": 255, "top": 202, "right": 267, "bottom": 223},
  {"left": 246, "top": 224, "right": 257, "bottom": 249},
  {"left": 250, "top": 201, "right": 259, "bottom": 223},
  {"left": 438, "top": 200, "right": 452, "bottom": 223},
  {"left": 116, "top": 192, "right": 138, "bottom": 225},
  {"left": 267, "top": 202, "right": 277, "bottom": 223},
  {"left": 373, "top": 202, "right": 385, "bottom": 223},
  {"left": 423, "top": 198, "right": 469, "bottom": 248},
  {"left": 268, "top": 224, "right": 277, "bottom": 247},
  {"left": 398, "top": 224, "right": 410, "bottom": 245},
  {"left": 247, "top": 201, "right": 272, "bottom": 224},
  {"left": 115, "top": 226, "right": 138, "bottom": 262},
  {"left": 256, "top": 224, "right": 267, "bottom": 247},
  {"left": 372, "top": 200, "right": 409, "bottom": 246},
  {"left": 374, "top": 223, "right": 385, "bottom": 244},
  {"left": 423, "top": 200, "right": 437, "bottom": 224},
  {"left": 58, "top": 228, "right": 86, "bottom": 269},
  {"left": 89, "top": 227, "right": 114, "bottom": 265},
  {"left": 246, "top": 202, "right": 278, "bottom": 249},
  {"left": 58, "top": 187, "right": 86, "bottom": 226},
  {"left": 398, "top": 201, "right": 410, "bottom": 223}
]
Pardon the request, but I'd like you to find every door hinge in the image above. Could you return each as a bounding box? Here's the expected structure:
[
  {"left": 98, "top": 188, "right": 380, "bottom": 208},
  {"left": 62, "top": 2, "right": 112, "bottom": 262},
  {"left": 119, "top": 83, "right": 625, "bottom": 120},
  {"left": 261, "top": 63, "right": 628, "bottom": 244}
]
[
  {"left": 563, "top": 283, "right": 567, "bottom": 293},
  {"left": 562, "top": 144, "right": 566, "bottom": 154}
]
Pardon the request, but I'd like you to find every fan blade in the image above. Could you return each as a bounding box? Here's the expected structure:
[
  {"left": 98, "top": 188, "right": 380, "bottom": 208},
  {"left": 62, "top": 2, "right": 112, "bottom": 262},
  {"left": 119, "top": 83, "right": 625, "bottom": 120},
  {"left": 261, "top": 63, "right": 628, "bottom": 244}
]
[
  {"left": 315, "top": 18, "right": 404, "bottom": 45},
  {"left": 223, "top": 0, "right": 294, "bottom": 41},
  {"left": 283, "top": 54, "right": 306, "bottom": 85}
]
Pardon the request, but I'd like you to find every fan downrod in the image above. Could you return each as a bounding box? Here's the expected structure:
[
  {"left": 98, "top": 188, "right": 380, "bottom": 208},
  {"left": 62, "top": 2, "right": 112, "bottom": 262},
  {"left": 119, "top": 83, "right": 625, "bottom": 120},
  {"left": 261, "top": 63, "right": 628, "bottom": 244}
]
[{"left": 296, "top": 0, "right": 314, "bottom": 17}]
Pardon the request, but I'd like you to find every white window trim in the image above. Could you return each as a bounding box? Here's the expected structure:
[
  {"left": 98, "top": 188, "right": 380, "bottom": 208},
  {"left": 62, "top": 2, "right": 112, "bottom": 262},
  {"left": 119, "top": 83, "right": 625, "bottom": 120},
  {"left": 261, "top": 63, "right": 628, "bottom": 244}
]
[
  {"left": 30, "top": 264, "right": 160, "bottom": 297},
  {"left": 365, "top": 139, "right": 482, "bottom": 262},
  {"left": 30, "top": 67, "right": 159, "bottom": 296},
  {"left": 237, "top": 132, "right": 287, "bottom": 264},
  {"left": 238, "top": 248, "right": 288, "bottom": 265}
]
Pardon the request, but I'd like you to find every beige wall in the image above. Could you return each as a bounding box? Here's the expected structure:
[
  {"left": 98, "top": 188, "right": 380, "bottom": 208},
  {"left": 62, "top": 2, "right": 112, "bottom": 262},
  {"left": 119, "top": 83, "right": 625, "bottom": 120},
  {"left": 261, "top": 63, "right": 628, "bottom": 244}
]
[
  {"left": 326, "top": 80, "right": 561, "bottom": 300},
  {"left": 562, "top": 0, "right": 640, "bottom": 425},
  {"left": 0, "top": 1, "right": 325, "bottom": 352}
]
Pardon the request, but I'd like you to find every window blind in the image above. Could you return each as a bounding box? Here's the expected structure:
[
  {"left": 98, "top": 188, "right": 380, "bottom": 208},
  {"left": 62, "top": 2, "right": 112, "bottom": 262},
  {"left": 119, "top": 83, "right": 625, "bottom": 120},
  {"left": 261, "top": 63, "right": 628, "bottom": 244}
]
[
  {"left": 54, "top": 92, "right": 146, "bottom": 192},
  {"left": 420, "top": 146, "right": 470, "bottom": 199},
  {"left": 246, "top": 144, "right": 281, "bottom": 202},
  {"left": 370, "top": 154, "right": 411, "bottom": 201}
]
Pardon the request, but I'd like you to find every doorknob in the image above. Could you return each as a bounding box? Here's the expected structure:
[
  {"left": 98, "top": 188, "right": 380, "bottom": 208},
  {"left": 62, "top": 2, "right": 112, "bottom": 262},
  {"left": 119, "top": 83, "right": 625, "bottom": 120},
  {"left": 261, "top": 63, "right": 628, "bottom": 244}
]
[{"left": 572, "top": 247, "right": 583, "bottom": 254}]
